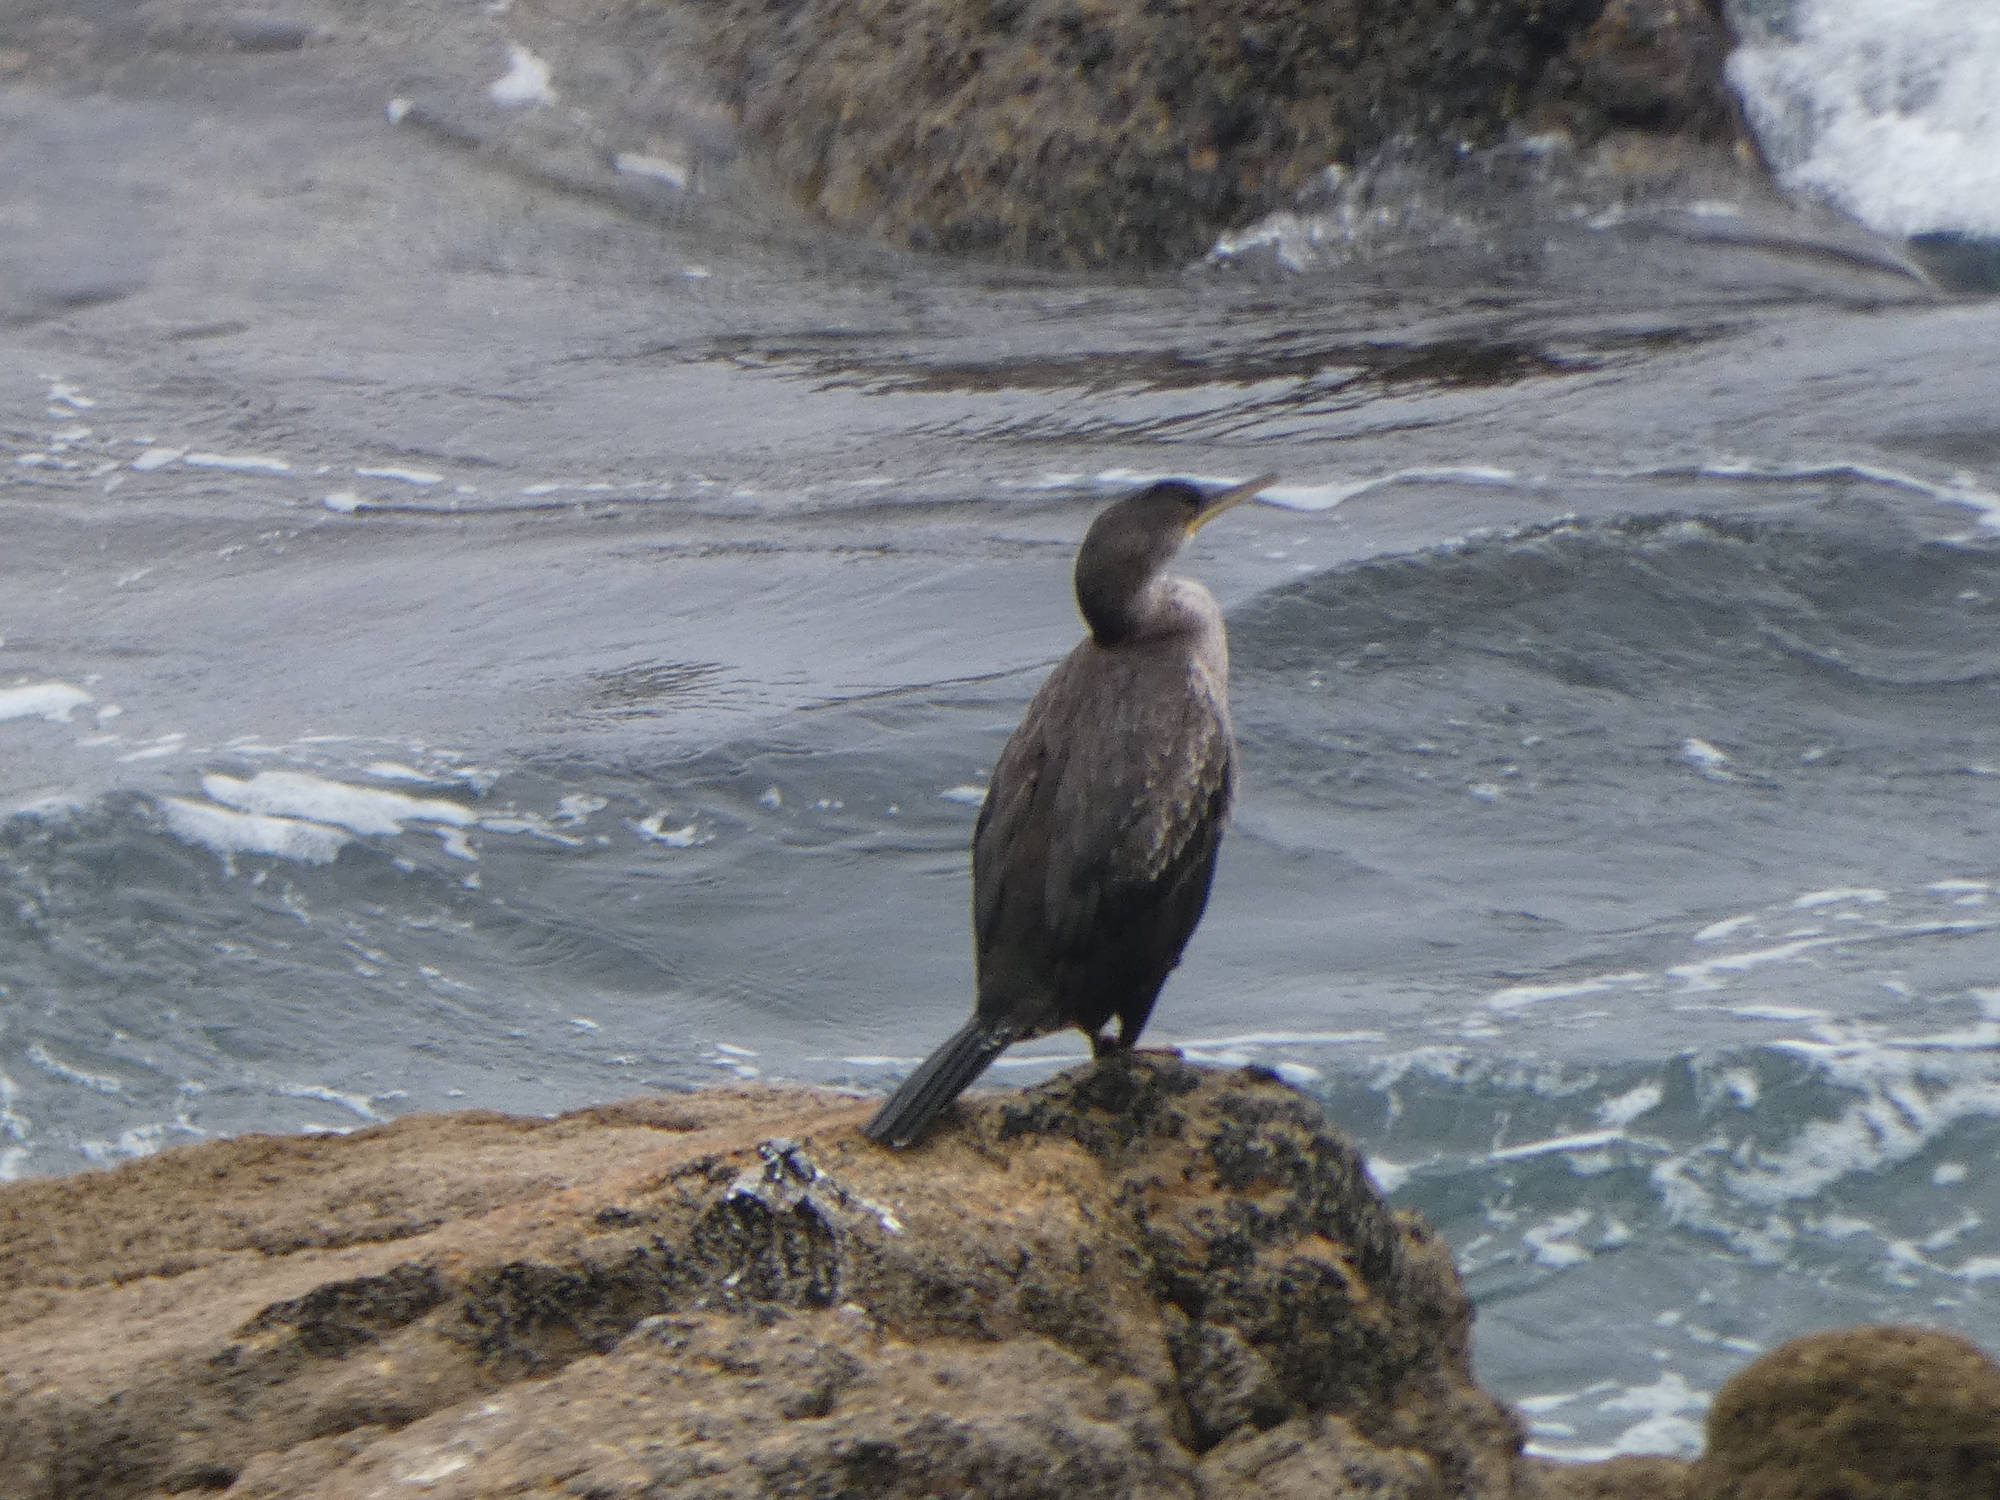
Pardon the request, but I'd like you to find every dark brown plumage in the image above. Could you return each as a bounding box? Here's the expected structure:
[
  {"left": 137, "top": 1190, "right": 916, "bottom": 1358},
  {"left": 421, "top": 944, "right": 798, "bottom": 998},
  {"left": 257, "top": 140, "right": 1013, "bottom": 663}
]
[{"left": 862, "top": 474, "right": 1275, "bottom": 1147}]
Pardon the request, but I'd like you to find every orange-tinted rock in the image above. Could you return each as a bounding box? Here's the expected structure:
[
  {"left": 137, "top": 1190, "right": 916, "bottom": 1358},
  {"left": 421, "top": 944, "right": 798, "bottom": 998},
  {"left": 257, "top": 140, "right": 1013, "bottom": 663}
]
[
  {"left": 1527, "top": 1453, "right": 1692, "bottom": 1498},
  {"left": 1689, "top": 1324, "right": 2000, "bottom": 1500},
  {"left": 0, "top": 1058, "right": 1534, "bottom": 1499}
]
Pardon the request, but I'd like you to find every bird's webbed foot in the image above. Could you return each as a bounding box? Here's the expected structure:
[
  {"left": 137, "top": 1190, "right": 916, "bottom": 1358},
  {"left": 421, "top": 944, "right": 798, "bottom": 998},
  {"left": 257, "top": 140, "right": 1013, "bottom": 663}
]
[{"left": 1089, "top": 1030, "right": 1129, "bottom": 1059}]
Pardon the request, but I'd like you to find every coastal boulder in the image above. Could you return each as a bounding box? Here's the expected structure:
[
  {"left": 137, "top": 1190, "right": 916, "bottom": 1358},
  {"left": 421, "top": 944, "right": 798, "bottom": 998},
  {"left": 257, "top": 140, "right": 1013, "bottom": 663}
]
[
  {"left": 1689, "top": 1324, "right": 2000, "bottom": 1500},
  {"left": 0, "top": 1056, "right": 1534, "bottom": 1498},
  {"left": 684, "top": 0, "right": 1752, "bottom": 266}
]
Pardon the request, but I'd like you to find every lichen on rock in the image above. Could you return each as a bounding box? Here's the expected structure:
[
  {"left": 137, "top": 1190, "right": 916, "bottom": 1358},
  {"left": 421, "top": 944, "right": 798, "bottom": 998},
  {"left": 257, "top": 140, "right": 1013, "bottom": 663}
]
[
  {"left": 8, "top": 1056, "right": 1991, "bottom": 1498},
  {"left": 680, "top": 0, "right": 1752, "bottom": 266},
  {"left": 0, "top": 1057, "right": 1537, "bottom": 1498}
]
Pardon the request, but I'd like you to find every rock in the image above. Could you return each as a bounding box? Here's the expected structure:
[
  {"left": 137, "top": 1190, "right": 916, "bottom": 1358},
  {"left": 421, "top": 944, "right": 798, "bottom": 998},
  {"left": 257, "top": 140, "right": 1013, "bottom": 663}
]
[
  {"left": 0, "top": 1057, "right": 1544, "bottom": 1499},
  {"left": 17, "top": 1059, "right": 1986, "bottom": 1498},
  {"left": 1687, "top": 1324, "right": 2000, "bottom": 1500},
  {"left": 1525, "top": 1324, "right": 2000, "bottom": 1499},
  {"left": 1571, "top": 0, "right": 1737, "bottom": 134},
  {"left": 679, "top": 0, "right": 1754, "bottom": 266},
  {"left": 1527, "top": 1453, "right": 1691, "bottom": 1498}
]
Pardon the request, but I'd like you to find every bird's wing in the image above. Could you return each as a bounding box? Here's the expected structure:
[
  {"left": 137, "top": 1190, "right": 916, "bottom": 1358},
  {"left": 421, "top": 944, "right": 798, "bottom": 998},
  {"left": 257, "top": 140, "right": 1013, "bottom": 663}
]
[
  {"left": 969, "top": 647, "right": 1232, "bottom": 1027},
  {"left": 970, "top": 682, "right": 1057, "bottom": 957},
  {"left": 1038, "top": 655, "right": 1234, "bottom": 953}
]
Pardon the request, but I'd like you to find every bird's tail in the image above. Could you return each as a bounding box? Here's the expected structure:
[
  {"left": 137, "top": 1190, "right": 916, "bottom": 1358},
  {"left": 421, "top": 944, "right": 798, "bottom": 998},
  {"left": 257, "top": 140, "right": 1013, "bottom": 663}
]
[{"left": 861, "top": 1018, "right": 1010, "bottom": 1148}]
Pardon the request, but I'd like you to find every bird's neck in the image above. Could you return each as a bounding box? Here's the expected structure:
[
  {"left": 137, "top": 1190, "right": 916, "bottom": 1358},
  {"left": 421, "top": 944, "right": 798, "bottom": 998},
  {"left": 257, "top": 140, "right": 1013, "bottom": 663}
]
[{"left": 1085, "top": 575, "right": 1221, "bottom": 650}]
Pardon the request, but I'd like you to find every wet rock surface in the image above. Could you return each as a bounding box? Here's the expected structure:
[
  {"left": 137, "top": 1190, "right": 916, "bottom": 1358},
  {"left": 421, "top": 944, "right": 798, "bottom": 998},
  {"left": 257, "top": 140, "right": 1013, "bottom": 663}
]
[
  {"left": 688, "top": 0, "right": 1753, "bottom": 266},
  {"left": 0, "top": 0, "right": 1838, "bottom": 278},
  {"left": 0, "top": 1058, "right": 1534, "bottom": 1498},
  {"left": 4, "top": 1057, "right": 1998, "bottom": 1497}
]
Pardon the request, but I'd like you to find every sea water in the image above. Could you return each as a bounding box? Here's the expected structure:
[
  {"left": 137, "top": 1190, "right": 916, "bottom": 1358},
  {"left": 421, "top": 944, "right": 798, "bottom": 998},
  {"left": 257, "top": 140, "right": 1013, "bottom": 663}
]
[{"left": 3, "top": 0, "right": 2000, "bottom": 1459}]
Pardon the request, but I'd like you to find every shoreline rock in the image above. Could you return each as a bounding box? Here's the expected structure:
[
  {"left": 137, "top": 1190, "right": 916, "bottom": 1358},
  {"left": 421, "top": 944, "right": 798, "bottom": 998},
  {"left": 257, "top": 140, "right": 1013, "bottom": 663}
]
[
  {"left": 683, "top": 0, "right": 1757, "bottom": 267},
  {"left": 0, "top": 1059, "right": 1514, "bottom": 1497},
  {"left": 4, "top": 1058, "right": 1996, "bottom": 1498},
  {"left": 0, "top": 0, "right": 1841, "bottom": 277}
]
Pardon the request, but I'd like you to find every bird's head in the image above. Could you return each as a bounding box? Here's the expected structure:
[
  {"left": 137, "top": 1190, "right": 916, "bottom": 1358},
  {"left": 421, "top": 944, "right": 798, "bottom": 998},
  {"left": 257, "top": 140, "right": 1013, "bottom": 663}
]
[{"left": 1074, "top": 475, "right": 1275, "bottom": 645}]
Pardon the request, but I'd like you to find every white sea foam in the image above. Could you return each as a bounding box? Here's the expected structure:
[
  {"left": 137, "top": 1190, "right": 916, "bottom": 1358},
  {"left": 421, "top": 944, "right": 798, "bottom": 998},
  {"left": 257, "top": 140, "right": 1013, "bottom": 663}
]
[
  {"left": 355, "top": 466, "right": 443, "bottom": 486},
  {"left": 1487, "top": 972, "right": 1649, "bottom": 1012},
  {"left": 1724, "top": 1003, "right": 1828, "bottom": 1022},
  {"left": 364, "top": 761, "right": 437, "bottom": 783},
  {"left": 1652, "top": 1022, "right": 2000, "bottom": 1281},
  {"left": 1255, "top": 467, "right": 1524, "bottom": 513},
  {"left": 1366, "top": 1158, "right": 1413, "bottom": 1194},
  {"left": 201, "top": 772, "right": 476, "bottom": 857},
  {"left": 614, "top": 153, "right": 691, "bottom": 189},
  {"left": 1597, "top": 1082, "right": 1665, "bottom": 1129},
  {"left": 1692, "top": 913, "right": 1757, "bottom": 943},
  {"left": 1728, "top": 0, "right": 2000, "bottom": 239},
  {"left": 1614, "top": 457, "right": 2000, "bottom": 527},
  {"left": 489, "top": 42, "right": 556, "bottom": 107},
  {"left": 279, "top": 1082, "right": 381, "bottom": 1121},
  {"left": 1680, "top": 737, "right": 1732, "bottom": 777},
  {"left": 119, "top": 733, "right": 187, "bottom": 762},
  {"left": 1489, "top": 1129, "right": 1629, "bottom": 1162},
  {"left": 1598, "top": 1372, "right": 1709, "bottom": 1458},
  {"left": 1528, "top": 1372, "right": 1711, "bottom": 1461},
  {"left": 1667, "top": 934, "right": 1847, "bottom": 989},
  {"left": 162, "top": 797, "right": 351, "bottom": 865},
  {"left": 1523, "top": 1209, "right": 1595, "bottom": 1268},
  {"left": 990, "top": 1049, "right": 1090, "bottom": 1069},
  {"left": 557, "top": 794, "right": 607, "bottom": 824},
  {"left": 0, "top": 1073, "right": 27, "bottom": 1149},
  {"left": 1793, "top": 887, "right": 1887, "bottom": 908},
  {"left": 634, "top": 812, "right": 709, "bottom": 847},
  {"left": 182, "top": 451, "right": 291, "bottom": 473},
  {"left": 0, "top": 681, "right": 92, "bottom": 724},
  {"left": 79, "top": 1122, "right": 186, "bottom": 1166},
  {"left": 26, "top": 1043, "right": 123, "bottom": 1095},
  {"left": 1171, "top": 1028, "right": 1382, "bottom": 1049}
]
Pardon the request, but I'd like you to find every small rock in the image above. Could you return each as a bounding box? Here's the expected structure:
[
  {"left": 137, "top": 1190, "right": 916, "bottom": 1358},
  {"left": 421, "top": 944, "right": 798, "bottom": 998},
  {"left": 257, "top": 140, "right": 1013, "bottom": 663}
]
[{"left": 1689, "top": 1324, "right": 2000, "bottom": 1500}]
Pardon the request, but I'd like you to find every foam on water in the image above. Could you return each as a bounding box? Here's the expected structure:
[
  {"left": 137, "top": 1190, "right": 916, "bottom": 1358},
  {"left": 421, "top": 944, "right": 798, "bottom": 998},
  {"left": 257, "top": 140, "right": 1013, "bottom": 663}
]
[
  {"left": 1728, "top": 0, "right": 2000, "bottom": 239},
  {"left": 181, "top": 451, "right": 292, "bottom": 473},
  {"left": 202, "top": 771, "right": 476, "bottom": 838},
  {"left": 160, "top": 797, "right": 351, "bottom": 865},
  {"left": 0, "top": 682, "right": 92, "bottom": 724},
  {"left": 354, "top": 467, "right": 443, "bottom": 487},
  {"left": 1240, "top": 467, "right": 1526, "bottom": 514},
  {"left": 1611, "top": 457, "right": 2000, "bottom": 527},
  {"left": 489, "top": 43, "right": 557, "bottom": 109}
]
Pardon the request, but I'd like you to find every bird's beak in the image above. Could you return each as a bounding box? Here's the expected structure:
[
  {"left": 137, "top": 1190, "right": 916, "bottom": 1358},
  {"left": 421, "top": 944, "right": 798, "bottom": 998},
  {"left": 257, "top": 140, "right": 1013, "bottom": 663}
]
[{"left": 1188, "top": 473, "right": 1278, "bottom": 534}]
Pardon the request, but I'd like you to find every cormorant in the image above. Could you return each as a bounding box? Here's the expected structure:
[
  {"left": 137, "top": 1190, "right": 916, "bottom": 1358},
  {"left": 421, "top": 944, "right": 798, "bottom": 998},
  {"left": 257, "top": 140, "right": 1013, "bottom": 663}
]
[{"left": 862, "top": 474, "right": 1275, "bottom": 1147}]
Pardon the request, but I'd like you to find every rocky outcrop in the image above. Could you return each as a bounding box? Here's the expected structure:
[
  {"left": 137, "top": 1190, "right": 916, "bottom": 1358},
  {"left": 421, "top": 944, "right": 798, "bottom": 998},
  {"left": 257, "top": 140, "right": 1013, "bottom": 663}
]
[
  {"left": 0, "top": 1057, "right": 1534, "bottom": 1499},
  {"left": 686, "top": 0, "right": 1753, "bottom": 266},
  {"left": 1, "top": 0, "right": 1763, "bottom": 270},
  {"left": 7, "top": 1059, "right": 1996, "bottom": 1498}
]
